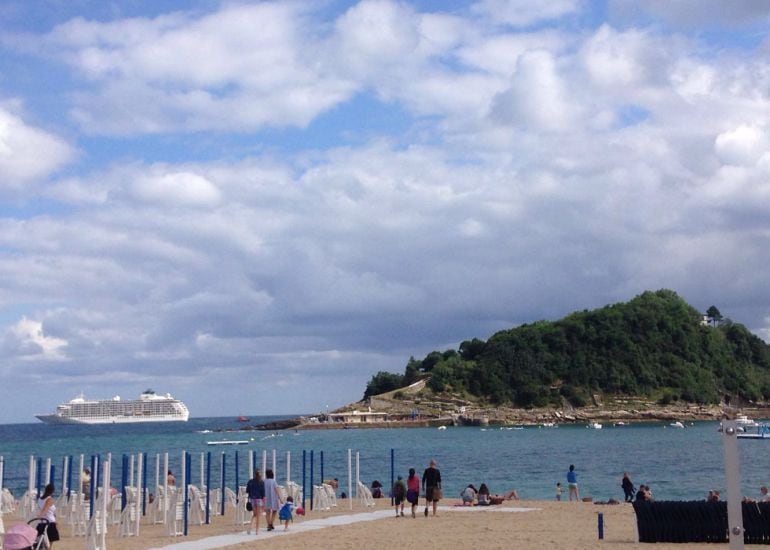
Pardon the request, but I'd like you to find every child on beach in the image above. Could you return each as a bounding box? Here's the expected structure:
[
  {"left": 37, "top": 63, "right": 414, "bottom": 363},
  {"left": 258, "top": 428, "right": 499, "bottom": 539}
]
[
  {"left": 556, "top": 482, "right": 562, "bottom": 501},
  {"left": 278, "top": 496, "right": 295, "bottom": 530}
]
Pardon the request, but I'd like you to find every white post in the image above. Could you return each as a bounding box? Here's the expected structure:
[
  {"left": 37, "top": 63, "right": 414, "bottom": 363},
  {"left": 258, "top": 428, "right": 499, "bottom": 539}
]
[
  {"left": 163, "top": 452, "right": 169, "bottom": 525},
  {"left": 272, "top": 449, "right": 276, "bottom": 474},
  {"left": 348, "top": 449, "right": 353, "bottom": 511},
  {"left": 723, "top": 420, "right": 745, "bottom": 549},
  {"left": 129, "top": 454, "right": 135, "bottom": 488},
  {"left": 262, "top": 451, "right": 267, "bottom": 475},
  {"left": 155, "top": 454, "right": 160, "bottom": 492},
  {"left": 44, "top": 458, "right": 51, "bottom": 485},
  {"left": 0, "top": 455, "right": 4, "bottom": 494},
  {"left": 200, "top": 452, "right": 205, "bottom": 488},
  {"left": 28, "top": 455, "right": 35, "bottom": 495},
  {"left": 286, "top": 452, "right": 291, "bottom": 485},
  {"left": 62, "top": 456, "right": 69, "bottom": 495},
  {"left": 355, "top": 452, "right": 360, "bottom": 498},
  {"left": 100, "top": 455, "right": 110, "bottom": 550},
  {"left": 180, "top": 450, "right": 186, "bottom": 491},
  {"left": 135, "top": 453, "right": 143, "bottom": 536}
]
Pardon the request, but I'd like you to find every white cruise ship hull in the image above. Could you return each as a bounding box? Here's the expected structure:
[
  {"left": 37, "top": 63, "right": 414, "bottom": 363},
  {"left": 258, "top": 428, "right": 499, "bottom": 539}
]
[
  {"left": 35, "top": 413, "right": 188, "bottom": 425},
  {"left": 35, "top": 390, "right": 189, "bottom": 424}
]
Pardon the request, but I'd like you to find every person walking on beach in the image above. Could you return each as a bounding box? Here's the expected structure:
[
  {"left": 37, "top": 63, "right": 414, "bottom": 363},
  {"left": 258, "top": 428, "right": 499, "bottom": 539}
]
[
  {"left": 245, "top": 469, "right": 265, "bottom": 535},
  {"left": 567, "top": 465, "right": 579, "bottom": 501},
  {"left": 37, "top": 483, "right": 60, "bottom": 548},
  {"left": 406, "top": 467, "right": 420, "bottom": 518},
  {"left": 263, "top": 469, "right": 283, "bottom": 531},
  {"left": 422, "top": 459, "right": 442, "bottom": 516},
  {"left": 621, "top": 472, "right": 635, "bottom": 502},
  {"left": 393, "top": 475, "right": 406, "bottom": 516}
]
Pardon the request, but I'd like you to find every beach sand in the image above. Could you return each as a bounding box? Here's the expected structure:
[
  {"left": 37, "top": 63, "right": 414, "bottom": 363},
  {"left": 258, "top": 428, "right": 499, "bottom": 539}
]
[{"left": 29, "top": 499, "right": 730, "bottom": 549}]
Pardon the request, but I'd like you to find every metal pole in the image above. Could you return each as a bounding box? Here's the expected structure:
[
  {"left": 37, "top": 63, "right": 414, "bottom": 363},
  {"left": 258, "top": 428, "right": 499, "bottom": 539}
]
[
  {"left": 136, "top": 452, "right": 143, "bottom": 535},
  {"left": 234, "top": 451, "right": 240, "bottom": 504},
  {"left": 36, "top": 457, "right": 43, "bottom": 497},
  {"left": 310, "top": 450, "right": 314, "bottom": 511},
  {"left": 262, "top": 451, "right": 267, "bottom": 476},
  {"left": 220, "top": 453, "right": 226, "bottom": 516},
  {"left": 320, "top": 451, "right": 324, "bottom": 486},
  {"left": 121, "top": 454, "right": 128, "bottom": 511},
  {"left": 390, "top": 448, "right": 395, "bottom": 506},
  {"left": 184, "top": 450, "right": 190, "bottom": 536},
  {"left": 286, "top": 451, "right": 291, "bottom": 485},
  {"left": 723, "top": 420, "right": 745, "bottom": 549},
  {"left": 163, "top": 452, "right": 169, "bottom": 525},
  {"left": 44, "top": 457, "right": 51, "bottom": 486},
  {"left": 272, "top": 449, "right": 276, "bottom": 474},
  {"left": 89, "top": 455, "right": 97, "bottom": 518},
  {"left": 355, "top": 452, "right": 360, "bottom": 497},
  {"left": 302, "top": 450, "right": 307, "bottom": 512},
  {"left": 348, "top": 449, "right": 353, "bottom": 511},
  {"left": 142, "top": 452, "right": 148, "bottom": 516},
  {"left": 205, "top": 451, "right": 211, "bottom": 524},
  {"left": 598, "top": 512, "right": 604, "bottom": 539}
]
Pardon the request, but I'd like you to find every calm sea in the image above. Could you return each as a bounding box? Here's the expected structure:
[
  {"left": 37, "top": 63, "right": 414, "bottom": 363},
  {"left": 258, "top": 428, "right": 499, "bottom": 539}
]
[{"left": 1, "top": 417, "right": 767, "bottom": 502}]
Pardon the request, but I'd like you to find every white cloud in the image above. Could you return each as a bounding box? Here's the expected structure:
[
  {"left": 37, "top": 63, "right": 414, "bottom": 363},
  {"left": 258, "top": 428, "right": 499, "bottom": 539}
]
[
  {"left": 715, "top": 125, "right": 769, "bottom": 166},
  {"left": 490, "top": 50, "right": 576, "bottom": 131},
  {"left": 132, "top": 171, "right": 221, "bottom": 206},
  {"left": 5, "top": 317, "right": 68, "bottom": 361},
  {"left": 0, "top": 106, "right": 74, "bottom": 187}
]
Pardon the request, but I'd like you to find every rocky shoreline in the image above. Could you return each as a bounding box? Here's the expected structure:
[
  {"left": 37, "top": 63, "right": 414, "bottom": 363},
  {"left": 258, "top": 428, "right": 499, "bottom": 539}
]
[{"left": 223, "top": 402, "right": 770, "bottom": 432}]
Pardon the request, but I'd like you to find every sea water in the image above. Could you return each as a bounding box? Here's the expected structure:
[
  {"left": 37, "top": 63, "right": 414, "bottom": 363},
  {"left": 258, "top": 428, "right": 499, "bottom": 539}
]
[{"left": 1, "top": 418, "right": 767, "bottom": 502}]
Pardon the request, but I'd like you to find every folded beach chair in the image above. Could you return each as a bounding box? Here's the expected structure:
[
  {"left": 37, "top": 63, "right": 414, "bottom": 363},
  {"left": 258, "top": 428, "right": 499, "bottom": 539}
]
[
  {"left": 322, "top": 483, "right": 338, "bottom": 508},
  {"left": 1, "top": 489, "right": 16, "bottom": 515},
  {"left": 313, "top": 486, "right": 330, "bottom": 511},
  {"left": 118, "top": 487, "right": 139, "bottom": 537},
  {"left": 356, "top": 482, "right": 375, "bottom": 508}
]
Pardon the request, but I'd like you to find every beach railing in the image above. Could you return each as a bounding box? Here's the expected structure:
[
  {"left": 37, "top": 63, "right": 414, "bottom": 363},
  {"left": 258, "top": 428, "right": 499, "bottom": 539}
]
[{"left": 633, "top": 500, "right": 770, "bottom": 543}]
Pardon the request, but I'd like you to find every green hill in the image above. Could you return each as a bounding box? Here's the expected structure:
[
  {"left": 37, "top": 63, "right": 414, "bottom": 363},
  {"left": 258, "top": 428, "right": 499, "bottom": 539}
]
[{"left": 364, "top": 290, "right": 770, "bottom": 408}]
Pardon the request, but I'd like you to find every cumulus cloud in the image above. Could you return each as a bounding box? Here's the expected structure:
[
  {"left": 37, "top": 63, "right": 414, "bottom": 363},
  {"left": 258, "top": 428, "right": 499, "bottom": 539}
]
[
  {"left": 471, "top": 0, "right": 580, "bottom": 27},
  {"left": 0, "top": 106, "right": 74, "bottom": 187},
  {"left": 715, "top": 125, "right": 769, "bottom": 166},
  {"left": 4, "top": 317, "right": 68, "bottom": 361}
]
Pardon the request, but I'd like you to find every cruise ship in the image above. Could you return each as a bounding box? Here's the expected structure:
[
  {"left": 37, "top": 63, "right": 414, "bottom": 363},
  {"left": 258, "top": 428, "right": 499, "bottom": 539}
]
[{"left": 35, "top": 390, "right": 189, "bottom": 424}]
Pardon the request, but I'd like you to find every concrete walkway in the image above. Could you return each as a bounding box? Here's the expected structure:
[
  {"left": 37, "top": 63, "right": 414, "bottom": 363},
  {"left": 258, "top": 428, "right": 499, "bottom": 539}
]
[{"left": 153, "top": 506, "right": 539, "bottom": 549}]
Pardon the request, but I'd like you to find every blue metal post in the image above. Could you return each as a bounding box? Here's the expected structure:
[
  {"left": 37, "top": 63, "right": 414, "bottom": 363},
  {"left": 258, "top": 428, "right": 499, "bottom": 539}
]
[
  {"left": 205, "top": 452, "right": 211, "bottom": 525},
  {"left": 66, "top": 456, "right": 73, "bottom": 499},
  {"left": 598, "top": 512, "right": 604, "bottom": 539},
  {"left": 390, "top": 448, "right": 395, "bottom": 506},
  {"left": 121, "top": 454, "right": 128, "bottom": 511},
  {"left": 302, "top": 450, "right": 306, "bottom": 512},
  {"left": 320, "top": 451, "right": 324, "bottom": 487},
  {"left": 234, "top": 451, "right": 240, "bottom": 505},
  {"left": 220, "top": 453, "right": 226, "bottom": 516},
  {"left": 310, "top": 450, "right": 314, "bottom": 511},
  {"left": 89, "top": 455, "right": 97, "bottom": 518},
  {"left": 184, "top": 451, "right": 190, "bottom": 536},
  {"left": 142, "top": 452, "right": 148, "bottom": 516}
]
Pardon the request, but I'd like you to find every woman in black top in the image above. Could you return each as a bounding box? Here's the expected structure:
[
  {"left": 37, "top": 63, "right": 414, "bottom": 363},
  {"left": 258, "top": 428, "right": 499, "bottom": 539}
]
[
  {"left": 621, "top": 472, "right": 635, "bottom": 502},
  {"left": 421, "top": 459, "right": 442, "bottom": 516}
]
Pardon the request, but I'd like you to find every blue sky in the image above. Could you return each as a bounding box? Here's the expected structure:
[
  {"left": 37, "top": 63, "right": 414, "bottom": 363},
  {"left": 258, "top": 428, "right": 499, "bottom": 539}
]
[{"left": 2, "top": 0, "right": 770, "bottom": 422}]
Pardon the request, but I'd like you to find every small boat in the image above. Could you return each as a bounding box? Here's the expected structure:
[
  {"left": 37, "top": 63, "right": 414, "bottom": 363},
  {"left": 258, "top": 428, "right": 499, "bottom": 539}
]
[
  {"left": 670, "top": 421, "right": 685, "bottom": 429},
  {"left": 587, "top": 422, "right": 602, "bottom": 430},
  {"left": 737, "top": 424, "right": 770, "bottom": 440},
  {"left": 541, "top": 422, "right": 556, "bottom": 428},
  {"left": 437, "top": 425, "right": 447, "bottom": 430},
  {"left": 736, "top": 415, "right": 757, "bottom": 427},
  {"left": 206, "top": 440, "right": 250, "bottom": 446},
  {"left": 237, "top": 416, "right": 249, "bottom": 422},
  {"left": 615, "top": 421, "right": 627, "bottom": 426}
]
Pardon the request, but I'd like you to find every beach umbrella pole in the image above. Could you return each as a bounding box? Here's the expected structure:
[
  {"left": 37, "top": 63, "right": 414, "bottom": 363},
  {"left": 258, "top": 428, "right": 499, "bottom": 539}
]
[
  {"left": 183, "top": 450, "right": 190, "bottom": 536},
  {"left": 310, "top": 450, "right": 314, "bottom": 511},
  {"left": 302, "top": 450, "right": 306, "bottom": 512},
  {"left": 286, "top": 451, "right": 291, "bottom": 485},
  {"left": 136, "top": 452, "right": 143, "bottom": 535},
  {"left": 722, "top": 420, "right": 745, "bottom": 549},
  {"left": 390, "top": 449, "right": 394, "bottom": 506},
  {"left": 219, "top": 453, "right": 226, "bottom": 516}
]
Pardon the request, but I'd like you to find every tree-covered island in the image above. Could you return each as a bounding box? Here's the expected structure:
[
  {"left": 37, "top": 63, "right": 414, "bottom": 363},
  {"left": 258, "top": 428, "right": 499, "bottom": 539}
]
[{"left": 362, "top": 290, "right": 770, "bottom": 419}]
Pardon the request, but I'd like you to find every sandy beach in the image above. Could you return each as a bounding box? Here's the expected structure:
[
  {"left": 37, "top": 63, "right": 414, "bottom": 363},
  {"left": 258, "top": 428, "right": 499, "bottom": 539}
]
[{"left": 18, "top": 498, "right": 732, "bottom": 550}]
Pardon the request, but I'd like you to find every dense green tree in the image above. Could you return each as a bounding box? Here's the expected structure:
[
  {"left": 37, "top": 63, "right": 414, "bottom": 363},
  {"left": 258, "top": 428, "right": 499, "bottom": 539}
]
[
  {"left": 362, "top": 290, "right": 770, "bottom": 408},
  {"left": 363, "top": 371, "right": 404, "bottom": 399}
]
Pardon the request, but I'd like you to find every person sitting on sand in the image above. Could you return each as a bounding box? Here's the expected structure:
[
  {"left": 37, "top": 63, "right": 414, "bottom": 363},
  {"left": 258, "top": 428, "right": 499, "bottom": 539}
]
[
  {"left": 461, "top": 484, "right": 477, "bottom": 505},
  {"left": 371, "top": 480, "right": 383, "bottom": 498},
  {"left": 477, "top": 483, "right": 491, "bottom": 506},
  {"left": 502, "top": 489, "right": 519, "bottom": 500}
]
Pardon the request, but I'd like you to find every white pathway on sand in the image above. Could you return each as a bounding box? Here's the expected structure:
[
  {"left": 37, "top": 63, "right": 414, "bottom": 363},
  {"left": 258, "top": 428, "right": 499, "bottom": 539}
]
[{"left": 152, "top": 506, "right": 539, "bottom": 550}]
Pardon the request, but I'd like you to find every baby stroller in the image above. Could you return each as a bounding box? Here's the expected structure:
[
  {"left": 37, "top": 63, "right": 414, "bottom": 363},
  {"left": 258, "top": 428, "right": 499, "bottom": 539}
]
[{"left": 3, "top": 519, "right": 49, "bottom": 550}]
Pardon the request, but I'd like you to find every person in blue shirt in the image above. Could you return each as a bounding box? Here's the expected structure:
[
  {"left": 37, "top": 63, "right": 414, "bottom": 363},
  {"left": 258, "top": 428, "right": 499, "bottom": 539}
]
[
  {"left": 245, "top": 469, "right": 265, "bottom": 535},
  {"left": 567, "top": 464, "right": 579, "bottom": 501}
]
